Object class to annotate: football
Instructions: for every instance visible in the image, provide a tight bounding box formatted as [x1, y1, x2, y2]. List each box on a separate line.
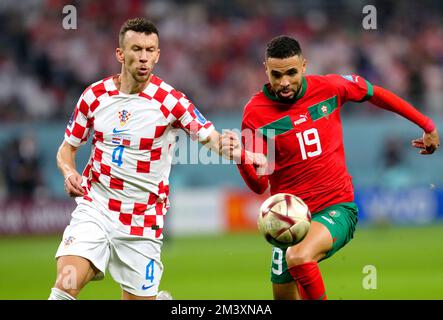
[257, 193, 311, 248]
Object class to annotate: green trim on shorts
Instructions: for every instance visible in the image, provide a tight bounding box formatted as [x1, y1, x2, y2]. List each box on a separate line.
[270, 202, 359, 284]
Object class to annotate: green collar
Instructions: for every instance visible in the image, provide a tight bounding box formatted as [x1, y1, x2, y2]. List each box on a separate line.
[263, 76, 307, 103]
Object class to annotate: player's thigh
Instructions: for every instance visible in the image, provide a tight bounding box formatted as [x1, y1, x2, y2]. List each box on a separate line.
[311, 202, 359, 260]
[285, 221, 333, 267]
[108, 236, 163, 299]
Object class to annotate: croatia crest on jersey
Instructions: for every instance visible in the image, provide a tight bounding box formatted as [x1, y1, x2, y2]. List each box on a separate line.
[118, 109, 132, 127]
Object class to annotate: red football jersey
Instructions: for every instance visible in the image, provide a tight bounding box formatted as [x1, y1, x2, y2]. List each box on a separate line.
[242, 74, 373, 213]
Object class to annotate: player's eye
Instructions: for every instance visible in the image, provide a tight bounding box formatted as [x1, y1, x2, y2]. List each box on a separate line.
[286, 69, 297, 76]
[271, 72, 282, 78]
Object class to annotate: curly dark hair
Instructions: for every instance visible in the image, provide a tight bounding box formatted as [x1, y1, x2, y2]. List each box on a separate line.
[266, 35, 302, 59]
[119, 17, 159, 47]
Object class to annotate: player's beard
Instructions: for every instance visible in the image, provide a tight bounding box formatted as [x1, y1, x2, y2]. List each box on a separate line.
[276, 87, 298, 102]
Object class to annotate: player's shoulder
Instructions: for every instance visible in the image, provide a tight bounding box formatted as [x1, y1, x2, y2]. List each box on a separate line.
[307, 73, 364, 86]
[82, 75, 119, 97]
[148, 74, 187, 100]
[243, 90, 269, 114]
[305, 74, 344, 85]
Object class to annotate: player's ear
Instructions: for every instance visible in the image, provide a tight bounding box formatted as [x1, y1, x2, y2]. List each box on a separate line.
[301, 56, 307, 74]
[263, 61, 268, 74]
[154, 49, 160, 64]
[116, 47, 124, 64]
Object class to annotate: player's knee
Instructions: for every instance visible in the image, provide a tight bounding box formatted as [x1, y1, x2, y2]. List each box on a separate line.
[285, 247, 312, 268]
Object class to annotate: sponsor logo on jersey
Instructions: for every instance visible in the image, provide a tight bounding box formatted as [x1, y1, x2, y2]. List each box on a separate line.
[293, 114, 308, 126]
[193, 107, 207, 124]
[321, 216, 335, 225]
[141, 283, 155, 290]
[341, 74, 359, 83]
[112, 128, 129, 134]
[118, 109, 132, 127]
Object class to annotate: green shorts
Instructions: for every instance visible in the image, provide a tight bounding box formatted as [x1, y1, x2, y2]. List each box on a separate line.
[270, 202, 358, 284]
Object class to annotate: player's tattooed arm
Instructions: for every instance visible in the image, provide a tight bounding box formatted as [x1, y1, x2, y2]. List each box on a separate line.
[56, 141, 85, 197]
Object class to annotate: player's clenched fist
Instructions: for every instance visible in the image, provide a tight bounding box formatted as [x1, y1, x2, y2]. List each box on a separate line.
[220, 130, 242, 162]
[64, 172, 84, 197]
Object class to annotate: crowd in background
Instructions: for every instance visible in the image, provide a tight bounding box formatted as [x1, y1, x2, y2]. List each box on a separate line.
[1, 0, 442, 123]
[0, 0, 442, 198]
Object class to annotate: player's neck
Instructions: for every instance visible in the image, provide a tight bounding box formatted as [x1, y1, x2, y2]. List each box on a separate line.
[116, 71, 151, 94]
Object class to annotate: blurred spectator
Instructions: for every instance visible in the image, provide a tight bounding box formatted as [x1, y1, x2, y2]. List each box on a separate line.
[1, 133, 45, 199]
[0, 0, 442, 120]
[377, 137, 415, 188]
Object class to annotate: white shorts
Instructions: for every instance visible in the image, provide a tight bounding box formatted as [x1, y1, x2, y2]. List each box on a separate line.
[55, 201, 164, 297]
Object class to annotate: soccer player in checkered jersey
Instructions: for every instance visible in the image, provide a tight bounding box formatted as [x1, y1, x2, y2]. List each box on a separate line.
[221, 36, 440, 300]
[48, 18, 242, 300]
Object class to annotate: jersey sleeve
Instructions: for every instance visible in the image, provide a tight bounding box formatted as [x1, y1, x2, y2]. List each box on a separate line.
[237, 103, 270, 194]
[241, 106, 268, 156]
[170, 93, 215, 142]
[64, 89, 93, 147]
[326, 74, 374, 103]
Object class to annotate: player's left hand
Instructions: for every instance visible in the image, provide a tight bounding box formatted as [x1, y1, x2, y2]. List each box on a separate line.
[411, 128, 440, 155]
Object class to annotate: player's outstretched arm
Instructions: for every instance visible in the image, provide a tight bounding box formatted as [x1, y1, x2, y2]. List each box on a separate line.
[200, 130, 231, 159]
[368, 85, 440, 155]
[56, 141, 84, 197]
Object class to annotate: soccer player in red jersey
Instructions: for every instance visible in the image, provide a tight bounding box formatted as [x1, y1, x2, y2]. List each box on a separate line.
[221, 35, 440, 300]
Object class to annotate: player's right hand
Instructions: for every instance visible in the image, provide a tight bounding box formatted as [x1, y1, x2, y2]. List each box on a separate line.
[412, 128, 440, 155]
[64, 172, 85, 197]
[220, 131, 242, 162]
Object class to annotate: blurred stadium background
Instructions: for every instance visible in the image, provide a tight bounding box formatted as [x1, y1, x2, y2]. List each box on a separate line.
[0, 0, 442, 300]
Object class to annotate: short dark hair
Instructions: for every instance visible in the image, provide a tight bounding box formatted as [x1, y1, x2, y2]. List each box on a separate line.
[266, 35, 302, 59]
[119, 17, 159, 47]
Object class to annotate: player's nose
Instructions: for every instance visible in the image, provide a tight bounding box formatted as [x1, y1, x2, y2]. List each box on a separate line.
[139, 50, 149, 62]
[280, 76, 290, 87]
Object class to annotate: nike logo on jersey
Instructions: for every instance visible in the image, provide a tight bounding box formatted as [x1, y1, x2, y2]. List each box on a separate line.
[141, 283, 155, 290]
[113, 128, 129, 134]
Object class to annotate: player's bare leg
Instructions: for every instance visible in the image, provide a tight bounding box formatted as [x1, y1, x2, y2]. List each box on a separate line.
[121, 290, 156, 300]
[284, 221, 333, 300]
[52, 255, 99, 299]
[273, 281, 302, 300]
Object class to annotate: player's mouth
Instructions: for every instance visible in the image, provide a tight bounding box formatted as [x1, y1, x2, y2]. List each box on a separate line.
[278, 89, 294, 99]
[138, 67, 149, 76]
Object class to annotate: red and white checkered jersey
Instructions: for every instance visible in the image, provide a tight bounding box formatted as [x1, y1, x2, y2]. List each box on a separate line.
[65, 74, 214, 239]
